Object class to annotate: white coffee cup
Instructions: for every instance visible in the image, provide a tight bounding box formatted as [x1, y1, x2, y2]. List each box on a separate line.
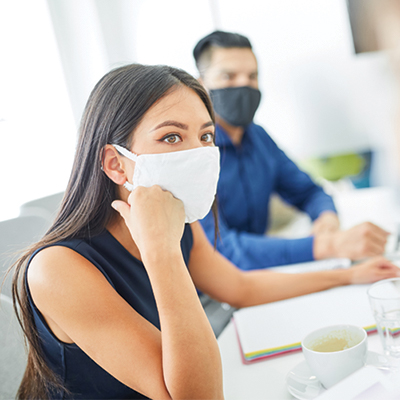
[301, 324, 367, 389]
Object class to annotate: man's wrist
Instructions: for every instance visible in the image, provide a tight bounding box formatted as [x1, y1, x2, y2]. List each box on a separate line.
[312, 212, 340, 236]
[313, 232, 337, 259]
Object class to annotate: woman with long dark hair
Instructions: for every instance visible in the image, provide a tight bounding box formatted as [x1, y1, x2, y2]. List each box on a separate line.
[10, 64, 400, 399]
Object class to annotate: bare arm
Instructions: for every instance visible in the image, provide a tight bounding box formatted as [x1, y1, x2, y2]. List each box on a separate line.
[28, 186, 223, 400]
[189, 222, 400, 308]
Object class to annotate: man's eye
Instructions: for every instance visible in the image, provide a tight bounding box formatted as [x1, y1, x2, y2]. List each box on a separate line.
[201, 133, 214, 143]
[222, 73, 234, 80]
[162, 134, 182, 144]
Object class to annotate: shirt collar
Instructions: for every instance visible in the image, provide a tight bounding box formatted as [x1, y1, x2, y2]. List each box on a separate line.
[215, 123, 253, 147]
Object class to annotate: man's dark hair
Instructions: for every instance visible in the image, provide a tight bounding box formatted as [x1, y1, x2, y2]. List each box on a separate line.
[193, 30, 252, 76]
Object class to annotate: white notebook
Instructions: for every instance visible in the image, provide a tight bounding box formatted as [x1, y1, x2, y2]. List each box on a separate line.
[233, 284, 376, 364]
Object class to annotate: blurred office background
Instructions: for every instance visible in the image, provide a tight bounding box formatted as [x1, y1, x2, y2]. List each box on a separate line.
[1, 0, 400, 222]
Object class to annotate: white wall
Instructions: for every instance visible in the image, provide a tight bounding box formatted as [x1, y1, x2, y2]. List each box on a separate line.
[133, 0, 216, 75]
[73, 0, 400, 186]
[0, 0, 76, 221]
[1, 0, 399, 222]
[46, 0, 110, 124]
[215, 0, 399, 186]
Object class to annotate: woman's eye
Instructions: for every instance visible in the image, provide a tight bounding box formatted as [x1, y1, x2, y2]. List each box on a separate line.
[163, 134, 182, 144]
[201, 133, 214, 143]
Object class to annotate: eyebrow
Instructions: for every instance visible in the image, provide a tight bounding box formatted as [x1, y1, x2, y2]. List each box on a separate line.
[219, 69, 258, 75]
[151, 120, 214, 132]
[201, 121, 214, 129]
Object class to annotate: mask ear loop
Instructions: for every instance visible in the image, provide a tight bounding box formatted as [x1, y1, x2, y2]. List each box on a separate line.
[123, 181, 134, 191]
[112, 144, 138, 191]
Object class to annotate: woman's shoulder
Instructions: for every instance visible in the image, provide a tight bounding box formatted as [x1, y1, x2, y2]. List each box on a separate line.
[27, 234, 115, 303]
[27, 231, 113, 281]
[27, 238, 118, 338]
[29, 243, 89, 269]
[28, 243, 103, 298]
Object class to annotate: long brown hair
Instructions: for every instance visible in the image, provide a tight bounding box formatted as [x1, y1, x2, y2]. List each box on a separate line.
[10, 64, 217, 399]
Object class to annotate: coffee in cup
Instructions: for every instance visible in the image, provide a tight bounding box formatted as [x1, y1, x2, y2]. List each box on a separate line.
[301, 324, 367, 388]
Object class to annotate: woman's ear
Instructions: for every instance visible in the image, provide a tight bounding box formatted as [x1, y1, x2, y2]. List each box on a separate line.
[102, 145, 132, 185]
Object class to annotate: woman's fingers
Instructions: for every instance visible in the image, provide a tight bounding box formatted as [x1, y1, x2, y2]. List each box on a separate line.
[111, 200, 131, 220]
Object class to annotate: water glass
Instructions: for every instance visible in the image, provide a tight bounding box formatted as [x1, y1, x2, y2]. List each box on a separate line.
[368, 278, 400, 358]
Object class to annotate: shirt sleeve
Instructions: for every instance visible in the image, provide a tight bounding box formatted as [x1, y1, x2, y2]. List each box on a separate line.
[271, 140, 337, 220]
[200, 210, 315, 271]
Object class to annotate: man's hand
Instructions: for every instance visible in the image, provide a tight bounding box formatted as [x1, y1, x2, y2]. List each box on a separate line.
[314, 222, 390, 260]
[312, 211, 340, 235]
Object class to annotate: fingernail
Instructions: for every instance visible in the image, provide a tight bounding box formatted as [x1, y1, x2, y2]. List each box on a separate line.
[111, 201, 118, 211]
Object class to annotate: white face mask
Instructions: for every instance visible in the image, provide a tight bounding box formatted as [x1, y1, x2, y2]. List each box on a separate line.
[113, 144, 220, 223]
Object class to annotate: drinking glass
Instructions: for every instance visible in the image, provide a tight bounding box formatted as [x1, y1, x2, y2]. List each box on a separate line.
[368, 278, 400, 358]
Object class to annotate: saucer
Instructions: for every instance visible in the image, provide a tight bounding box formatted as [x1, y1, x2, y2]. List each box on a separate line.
[286, 351, 388, 400]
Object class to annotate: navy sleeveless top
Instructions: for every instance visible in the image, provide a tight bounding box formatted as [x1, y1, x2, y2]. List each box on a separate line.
[25, 225, 193, 399]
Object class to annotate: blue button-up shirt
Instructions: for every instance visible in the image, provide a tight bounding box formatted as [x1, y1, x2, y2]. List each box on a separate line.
[200, 122, 337, 270]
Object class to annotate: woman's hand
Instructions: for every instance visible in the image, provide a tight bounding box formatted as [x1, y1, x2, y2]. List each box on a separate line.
[112, 185, 185, 258]
[346, 256, 400, 285]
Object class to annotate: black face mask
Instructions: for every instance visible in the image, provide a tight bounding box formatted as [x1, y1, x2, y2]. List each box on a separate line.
[209, 86, 261, 127]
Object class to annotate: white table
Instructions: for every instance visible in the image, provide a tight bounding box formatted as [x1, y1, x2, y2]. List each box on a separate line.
[218, 315, 384, 399]
[217, 187, 400, 400]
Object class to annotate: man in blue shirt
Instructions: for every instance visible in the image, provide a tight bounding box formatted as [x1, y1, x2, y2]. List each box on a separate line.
[193, 30, 389, 270]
